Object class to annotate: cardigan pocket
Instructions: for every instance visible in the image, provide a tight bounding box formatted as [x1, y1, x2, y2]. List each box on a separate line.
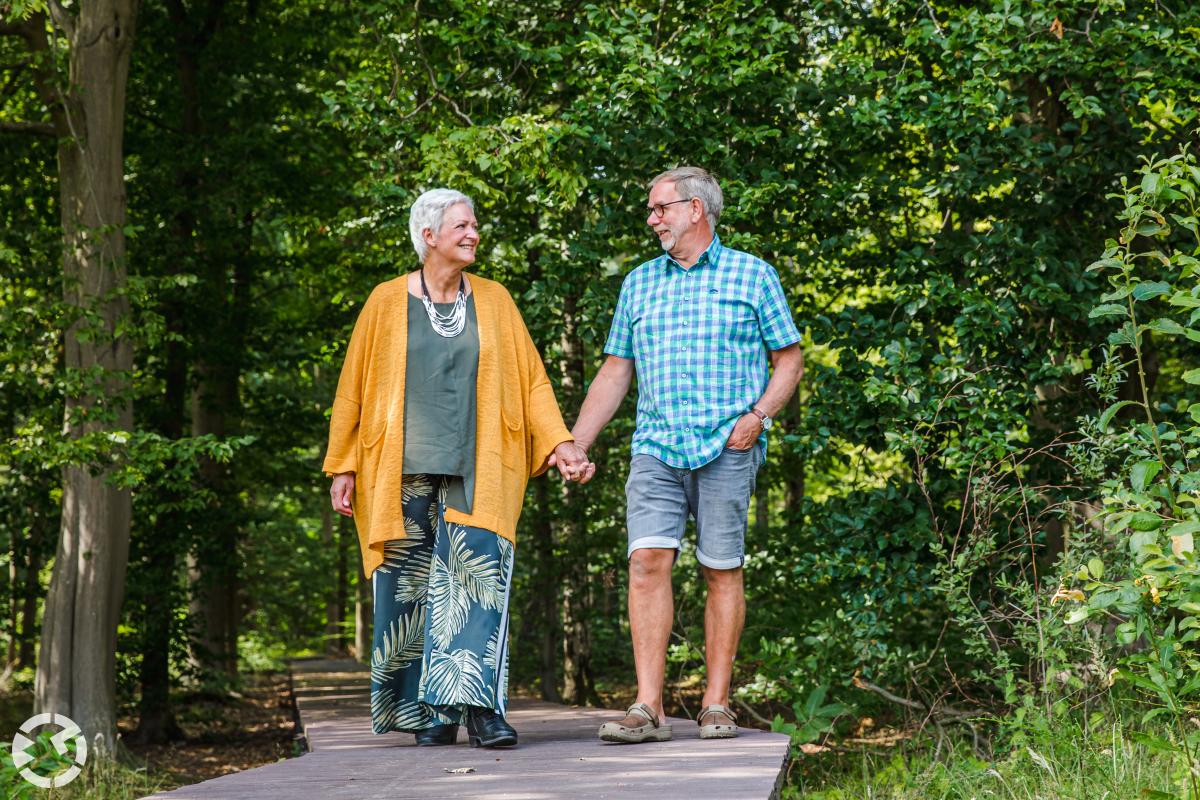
[360, 408, 387, 449]
[361, 438, 386, 487]
[359, 416, 386, 487]
[499, 405, 525, 470]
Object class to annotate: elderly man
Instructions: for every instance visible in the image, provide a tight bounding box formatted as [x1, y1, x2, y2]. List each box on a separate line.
[569, 166, 803, 742]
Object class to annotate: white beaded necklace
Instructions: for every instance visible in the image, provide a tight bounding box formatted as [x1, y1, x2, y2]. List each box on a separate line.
[419, 269, 467, 338]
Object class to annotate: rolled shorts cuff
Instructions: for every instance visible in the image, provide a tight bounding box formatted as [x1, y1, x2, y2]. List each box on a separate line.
[627, 535, 681, 559]
[695, 548, 744, 570]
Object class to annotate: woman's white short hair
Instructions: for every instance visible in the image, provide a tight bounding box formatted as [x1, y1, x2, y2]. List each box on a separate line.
[649, 166, 723, 230]
[409, 188, 475, 263]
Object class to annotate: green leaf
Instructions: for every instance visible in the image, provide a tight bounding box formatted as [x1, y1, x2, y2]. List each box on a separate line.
[1130, 731, 1180, 753]
[1146, 318, 1185, 336]
[1132, 281, 1171, 300]
[1129, 529, 1159, 557]
[1167, 521, 1200, 537]
[1087, 557, 1104, 580]
[802, 685, 827, 718]
[1129, 512, 1163, 531]
[1088, 303, 1127, 318]
[1086, 257, 1124, 272]
[1183, 369, 1200, 385]
[1098, 400, 1137, 431]
[1064, 608, 1090, 624]
[1130, 460, 1162, 492]
[1169, 291, 1200, 308]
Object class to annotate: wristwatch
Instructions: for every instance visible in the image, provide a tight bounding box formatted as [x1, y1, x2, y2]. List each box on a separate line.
[750, 407, 772, 431]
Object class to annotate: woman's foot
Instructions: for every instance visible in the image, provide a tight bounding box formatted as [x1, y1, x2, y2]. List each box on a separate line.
[465, 706, 517, 748]
[415, 723, 459, 746]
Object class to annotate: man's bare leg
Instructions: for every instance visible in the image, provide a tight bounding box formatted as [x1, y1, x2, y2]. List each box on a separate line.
[623, 547, 675, 723]
[700, 565, 745, 710]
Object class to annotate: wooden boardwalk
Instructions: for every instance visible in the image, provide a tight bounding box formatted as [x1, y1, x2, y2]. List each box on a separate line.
[142, 657, 791, 799]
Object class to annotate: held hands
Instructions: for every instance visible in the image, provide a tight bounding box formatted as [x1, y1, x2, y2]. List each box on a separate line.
[725, 413, 761, 451]
[330, 472, 355, 517]
[549, 441, 596, 484]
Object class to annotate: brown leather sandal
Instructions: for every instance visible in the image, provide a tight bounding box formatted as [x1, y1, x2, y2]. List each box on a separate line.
[598, 702, 674, 743]
[698, 704, 739, 739]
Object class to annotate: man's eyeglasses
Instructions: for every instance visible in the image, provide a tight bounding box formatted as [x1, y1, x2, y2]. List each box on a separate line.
[647, 198, 691, 219]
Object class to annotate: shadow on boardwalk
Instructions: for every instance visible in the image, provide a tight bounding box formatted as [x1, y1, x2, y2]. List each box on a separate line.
[142, 657, 790, 799]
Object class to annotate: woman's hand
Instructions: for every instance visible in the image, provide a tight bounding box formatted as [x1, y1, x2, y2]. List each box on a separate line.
[330, 472, 356, 516]
[550, 441, 596, 484]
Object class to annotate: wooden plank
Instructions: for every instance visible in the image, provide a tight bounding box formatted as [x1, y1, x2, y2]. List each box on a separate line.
[141, 657, 790, 799]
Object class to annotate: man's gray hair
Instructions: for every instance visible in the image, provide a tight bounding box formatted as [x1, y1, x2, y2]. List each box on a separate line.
[409, 188, 475, 263]
[649, 166, 723, 230]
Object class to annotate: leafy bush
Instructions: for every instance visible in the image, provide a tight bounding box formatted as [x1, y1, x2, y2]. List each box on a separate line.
[1063, 143, 1200, 800]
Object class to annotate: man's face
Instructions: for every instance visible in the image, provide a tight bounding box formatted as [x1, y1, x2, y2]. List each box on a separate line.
[646, 181, 693, 254]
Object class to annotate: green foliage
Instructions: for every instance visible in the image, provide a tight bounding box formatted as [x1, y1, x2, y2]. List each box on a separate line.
[3, 1, 1200, 786]
[771, 685, 849, 746]
[791, 712, 1178, 799]
[1065, 143, 1200, 799]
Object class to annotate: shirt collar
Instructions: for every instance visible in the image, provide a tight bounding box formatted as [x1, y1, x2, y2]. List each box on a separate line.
[663, 234, 722, 271]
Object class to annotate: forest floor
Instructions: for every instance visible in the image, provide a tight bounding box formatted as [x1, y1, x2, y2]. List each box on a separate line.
[0, 670, 298, 793]
[115, 671, 299, 789]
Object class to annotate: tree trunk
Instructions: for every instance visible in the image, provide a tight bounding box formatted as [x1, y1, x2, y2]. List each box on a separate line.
[6, 534, 18, 673]
[349, 517, 371, 662]
[527, 480, 561, 701]
[321, 502, 342, 655]
[336, 510, 349, 653]
[556, 292, 595, 705]
[188, 365, 240, 682]
[131, 286, 188, 744]
[34, 2, 140, 756]
[16, 501, 47, 670]
[130, 510, 185, 744]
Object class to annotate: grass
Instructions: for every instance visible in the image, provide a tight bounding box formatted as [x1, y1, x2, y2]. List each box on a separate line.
[787, 717, 1186, 799]
[1, 747, 168, 800]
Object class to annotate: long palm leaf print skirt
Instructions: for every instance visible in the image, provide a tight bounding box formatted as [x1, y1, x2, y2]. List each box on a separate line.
[370, 474, 514, 734]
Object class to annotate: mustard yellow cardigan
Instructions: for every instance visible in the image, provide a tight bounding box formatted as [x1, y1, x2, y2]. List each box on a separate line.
[323, 273, 573, 578]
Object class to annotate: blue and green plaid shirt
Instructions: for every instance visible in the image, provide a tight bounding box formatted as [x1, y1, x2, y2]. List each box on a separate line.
[603, 235, 801, 469]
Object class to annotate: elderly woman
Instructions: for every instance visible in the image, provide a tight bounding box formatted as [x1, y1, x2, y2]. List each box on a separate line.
[324, 188, 590, 748]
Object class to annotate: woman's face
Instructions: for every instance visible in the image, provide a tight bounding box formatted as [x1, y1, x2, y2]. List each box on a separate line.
[425, 202, 479, 267]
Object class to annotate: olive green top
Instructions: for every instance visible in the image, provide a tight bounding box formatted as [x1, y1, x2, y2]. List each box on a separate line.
[403, 292, 478, 513]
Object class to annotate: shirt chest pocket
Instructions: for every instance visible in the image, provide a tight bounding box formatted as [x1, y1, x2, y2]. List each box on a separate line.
[703, 291, 755, 328]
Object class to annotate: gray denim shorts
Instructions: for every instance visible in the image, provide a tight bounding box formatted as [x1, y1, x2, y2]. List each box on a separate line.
[625, 446, 764, 570]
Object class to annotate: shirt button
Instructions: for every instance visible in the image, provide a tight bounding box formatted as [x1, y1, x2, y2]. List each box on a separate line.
[685, 427, 691, 432]
[682, 400, 689, 405]
[680, 345, 686, 351]
[681, 372, 687, 378]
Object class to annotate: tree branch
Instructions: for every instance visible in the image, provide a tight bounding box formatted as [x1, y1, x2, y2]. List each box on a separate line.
[199, 0, 228, 48]
[0, 120, 57, 136]
[852, 675, 976, 720]
[732, 696, 775, 728]
[46, 0, 77, 39]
